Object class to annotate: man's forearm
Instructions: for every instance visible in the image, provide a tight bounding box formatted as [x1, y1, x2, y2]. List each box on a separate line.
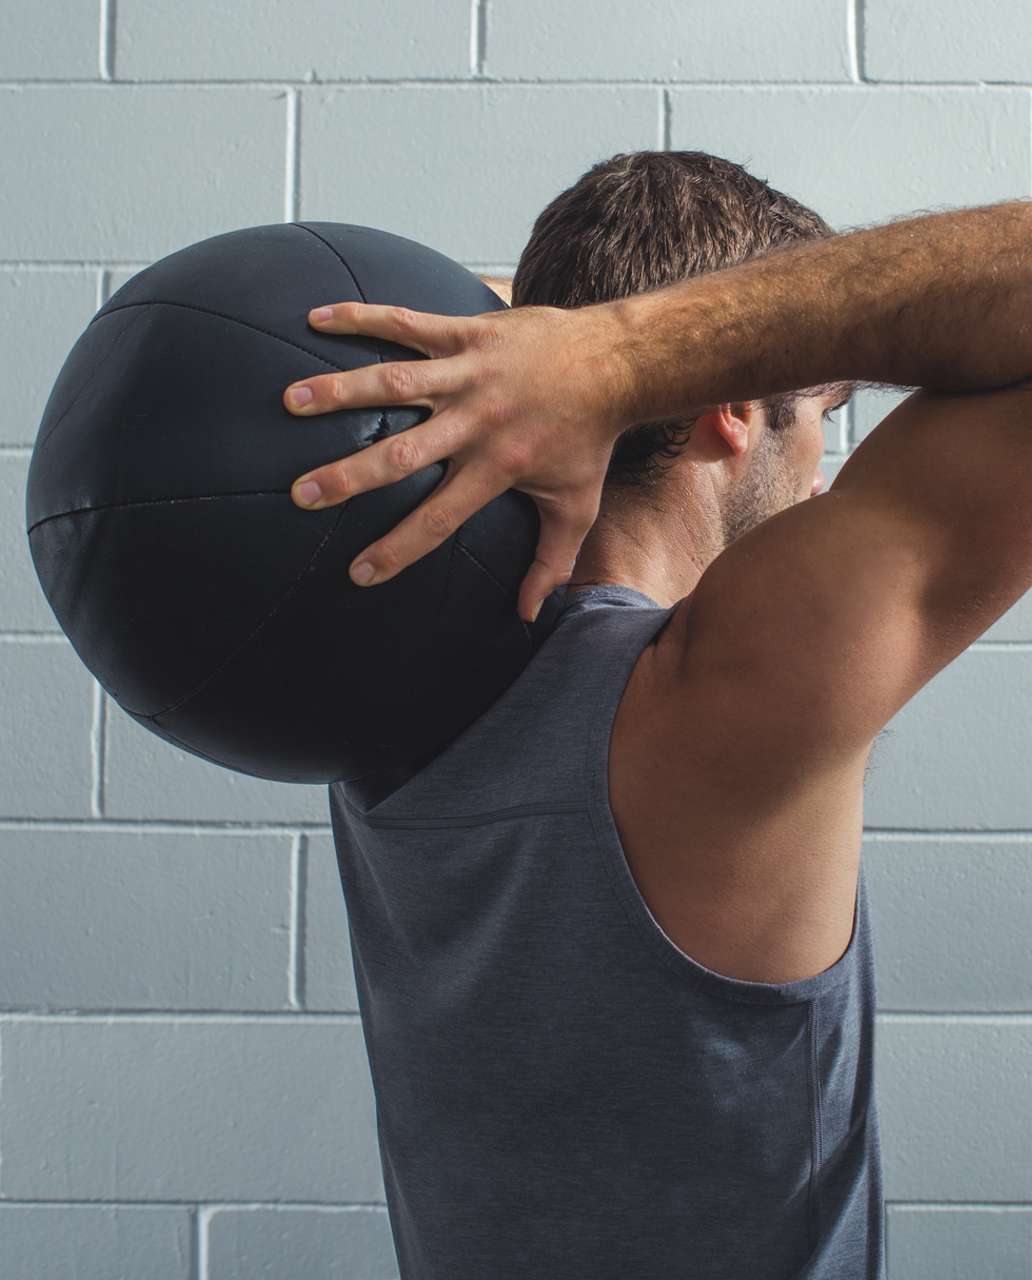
[611, 198, 1032, 425]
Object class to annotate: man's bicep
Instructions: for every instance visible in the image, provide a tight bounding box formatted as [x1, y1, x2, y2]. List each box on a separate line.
[669, 490, 948, 778]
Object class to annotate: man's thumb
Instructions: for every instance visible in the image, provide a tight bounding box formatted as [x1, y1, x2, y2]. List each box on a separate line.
[519, 504, 596, 624]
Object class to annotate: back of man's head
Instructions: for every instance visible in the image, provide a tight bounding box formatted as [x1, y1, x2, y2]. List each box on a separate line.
[511, 151, 838, 490]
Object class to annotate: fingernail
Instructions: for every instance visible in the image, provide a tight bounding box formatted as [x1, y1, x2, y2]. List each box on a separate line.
[351, 561, 375, 585]
[529, 601, 542, 624]
[289, 386, 313, 407]
[294, 480, 322, 507]
[310, 307, 333, 323]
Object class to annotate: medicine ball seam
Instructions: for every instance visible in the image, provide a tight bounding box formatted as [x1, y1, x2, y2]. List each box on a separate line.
[455, 535, 534, 647]
[130, 500, 350, 721]
[26, 489, 308, 537]
[294, 221, 372, 308]
[89, 298, 384, 376]
[453, 536, 508, 594]
[34, 308, 140, 457]
[134, 708, 239, 773]
[30, 275, 405, 529]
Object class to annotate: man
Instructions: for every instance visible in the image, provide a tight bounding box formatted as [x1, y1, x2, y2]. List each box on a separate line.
[284, 152, 1032, 1278]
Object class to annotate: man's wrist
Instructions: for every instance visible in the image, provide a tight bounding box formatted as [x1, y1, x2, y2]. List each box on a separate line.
[576, 295, 648, 440]
[601, 284, 712, 431]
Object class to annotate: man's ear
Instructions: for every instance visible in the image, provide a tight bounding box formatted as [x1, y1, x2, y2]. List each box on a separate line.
[478, 276, 513, 306]
[712, 402, 758, 456]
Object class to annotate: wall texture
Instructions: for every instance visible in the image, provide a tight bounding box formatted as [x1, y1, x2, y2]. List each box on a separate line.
[2, 2, 1032, 1277]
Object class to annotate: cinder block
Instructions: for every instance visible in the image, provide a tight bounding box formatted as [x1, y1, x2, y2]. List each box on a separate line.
[864, 837, 1032, 1012]
[300, 85, 660, 264]
[0, 1019, 385, 1201]
[877, 1018, 1032, 1200]
[303, 831, 359, 1012]
[0, 828, 294, 1011]
[206, 1206, 397, 1280]
[0, 270, 101, 448]
[863, 651, 1032, 828]
[0, 641, 94, 817]
[866, 0, 1032, 83]
[0, 4, 100, 80]
[103, 701, 332, 823]
[668, 87, 1029, 235]
[0, 87, 286, 262]
[488, 0, 851, 83]
[886, 1205, 1032, 1280]
[0, 1204, 192, 1280]
[2, 454, 61, 631]
[116, 0, 471, 81]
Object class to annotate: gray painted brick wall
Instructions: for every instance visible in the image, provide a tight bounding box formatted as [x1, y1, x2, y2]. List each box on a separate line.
[2, 2, 1030, 1276]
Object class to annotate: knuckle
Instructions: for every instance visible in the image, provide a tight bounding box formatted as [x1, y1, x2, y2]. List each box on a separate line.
[391, 305, 418, 330]
[478, 396, 508, 427]
[423, 504, 454, 538]
[387, 435, 419, 474]
[494, 438, 531, 474]
[327, 376, 347, 405]
[376, 541, 401, 575]
[468, 319, 502, 352]
[384, 362, 416, 399]
[320, 462, 350, 499]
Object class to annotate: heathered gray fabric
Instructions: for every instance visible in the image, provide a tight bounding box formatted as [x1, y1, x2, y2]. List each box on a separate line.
[327, 583, 885, 1279]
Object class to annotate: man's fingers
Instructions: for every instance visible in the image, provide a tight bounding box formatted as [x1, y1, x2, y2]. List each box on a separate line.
[308, 301, 472, 357]
[286, 302, 482, 415]
[285, 351, 469, 418]
[291, 412, 471, 509]
[342, 460, 509, 588]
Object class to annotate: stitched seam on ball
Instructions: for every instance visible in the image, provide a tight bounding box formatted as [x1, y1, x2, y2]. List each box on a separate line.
[453, 537, 505, 591]
[26, 489, 298, 536]
[294, 223, 372, 309]
[88, 222, 393, 364]
[455, 536, 532, 646]
[86, 298, 380, 372]
[129, 501, 350, 720]
[34, 308, 141, 456]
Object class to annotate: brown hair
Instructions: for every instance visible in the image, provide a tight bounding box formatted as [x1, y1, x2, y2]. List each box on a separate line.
[511, 150, 853, 489]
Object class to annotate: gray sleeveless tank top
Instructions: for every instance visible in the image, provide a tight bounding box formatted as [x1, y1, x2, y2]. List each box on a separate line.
[327, 583, 885, 1279]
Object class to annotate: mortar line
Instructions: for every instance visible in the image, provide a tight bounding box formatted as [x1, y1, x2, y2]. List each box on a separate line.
[289, 833, 307, 1009]
[99, 0, 116, 81]
[285, 86, 300, 222]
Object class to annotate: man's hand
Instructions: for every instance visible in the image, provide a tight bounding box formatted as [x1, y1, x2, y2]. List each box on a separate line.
[283, 300, 636, 624]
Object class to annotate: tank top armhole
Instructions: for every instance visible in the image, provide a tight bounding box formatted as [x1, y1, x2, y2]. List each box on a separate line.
[580, 605, 863, 1008]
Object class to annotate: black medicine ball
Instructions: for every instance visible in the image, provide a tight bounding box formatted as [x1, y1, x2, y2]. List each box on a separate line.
[25, 223, 564, 796]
